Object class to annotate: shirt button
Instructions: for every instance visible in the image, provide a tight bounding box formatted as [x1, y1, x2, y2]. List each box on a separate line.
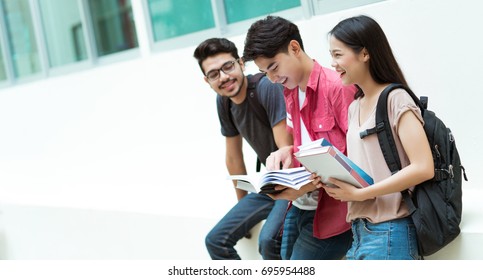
[319, 124, 322, 128]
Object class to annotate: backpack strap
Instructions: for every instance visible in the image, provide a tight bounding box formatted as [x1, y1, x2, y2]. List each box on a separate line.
[246, 73, 270, 172]
[222, 73, 269, 172]
[246, 73, 271, 128]
[222, 73, 270, 127]
[359, 83, 425, 213]
[246, 73, 272, 172]
[360, 84, 403, 173]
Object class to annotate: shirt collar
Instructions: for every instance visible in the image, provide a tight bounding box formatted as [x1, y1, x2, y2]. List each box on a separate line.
[306, 60, 322, 94]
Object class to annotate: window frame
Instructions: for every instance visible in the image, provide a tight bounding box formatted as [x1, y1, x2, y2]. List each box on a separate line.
[0, 0, 386, 87]
[0, 0, 45, 83]
[312, 0, 386, 15]
[144, 0, 308, 53]
[0, 0, 14, 86]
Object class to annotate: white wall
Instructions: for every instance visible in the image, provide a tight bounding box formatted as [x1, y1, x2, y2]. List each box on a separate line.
[0, 0, 482, 259]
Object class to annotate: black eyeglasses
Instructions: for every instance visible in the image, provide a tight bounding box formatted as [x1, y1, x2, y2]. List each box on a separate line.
[205, 60, 239, 82]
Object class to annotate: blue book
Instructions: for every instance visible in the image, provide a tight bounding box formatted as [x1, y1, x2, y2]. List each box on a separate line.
[295, 138, 373, 188]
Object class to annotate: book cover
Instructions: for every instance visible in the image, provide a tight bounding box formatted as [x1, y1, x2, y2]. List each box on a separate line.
[228, 167, 312, 194]
[294, 139, 373, 188]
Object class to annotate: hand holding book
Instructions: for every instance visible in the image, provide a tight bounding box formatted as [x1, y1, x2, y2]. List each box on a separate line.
[267, 174, 323, 200]
[228, 167, 313, 194]
[228, 138, 373, 195]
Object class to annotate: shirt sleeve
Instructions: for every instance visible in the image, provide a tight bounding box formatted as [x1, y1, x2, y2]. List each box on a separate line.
[256, 76, 287, 127]
[216, 95, 239, 137]
[388, 89, 424, 135]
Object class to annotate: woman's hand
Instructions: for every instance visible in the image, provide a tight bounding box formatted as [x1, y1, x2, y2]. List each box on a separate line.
[322, 178, 366, 202]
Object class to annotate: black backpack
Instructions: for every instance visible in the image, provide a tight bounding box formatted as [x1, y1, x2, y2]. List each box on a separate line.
[223, 73, 269, 172]
[360, 83, 468, 257]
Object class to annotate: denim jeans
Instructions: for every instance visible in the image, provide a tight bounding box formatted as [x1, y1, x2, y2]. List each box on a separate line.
[346, 217, 420, 260]
[281, 205, 352, 260]
[205, 193, 289, 260]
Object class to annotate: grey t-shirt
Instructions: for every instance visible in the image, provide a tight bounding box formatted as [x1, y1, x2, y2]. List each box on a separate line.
[216, 75, 286, 165]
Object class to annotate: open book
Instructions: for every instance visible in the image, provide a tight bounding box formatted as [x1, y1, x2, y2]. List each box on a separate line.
[294, 138, 373, 188]
[228, 167, 312, 194]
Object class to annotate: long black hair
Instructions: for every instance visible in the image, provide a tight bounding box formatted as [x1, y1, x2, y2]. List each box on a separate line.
[329, 15, 408, 98]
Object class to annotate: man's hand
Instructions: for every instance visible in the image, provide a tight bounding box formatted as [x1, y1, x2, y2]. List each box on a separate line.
[267, 186, 306, 201]
[268, 174, 322, 201]
[266, 145, 293, 171]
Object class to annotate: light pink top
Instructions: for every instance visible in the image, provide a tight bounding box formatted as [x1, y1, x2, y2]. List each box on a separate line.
[346, 88, 423, 223]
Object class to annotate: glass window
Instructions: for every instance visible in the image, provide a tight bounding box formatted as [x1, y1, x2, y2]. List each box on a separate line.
[0, 45, 6, 81]
[38, 0, 87, 67]
[1, 0, 41, 78]
[88, 0, 138, 56]
[313, 0, 386, 15]
[224, 0, 301, 24]
[147, 0, 214, 42]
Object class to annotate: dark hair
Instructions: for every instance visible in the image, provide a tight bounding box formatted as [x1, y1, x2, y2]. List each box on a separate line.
[329, 15, 408, 98]
[243, 15, 304, 62]
[193, 38, 239, 74]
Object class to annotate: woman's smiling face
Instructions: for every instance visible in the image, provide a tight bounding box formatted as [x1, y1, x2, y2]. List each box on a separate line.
[329, 35, 368, 86]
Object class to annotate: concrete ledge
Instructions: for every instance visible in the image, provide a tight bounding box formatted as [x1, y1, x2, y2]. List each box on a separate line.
[0, 187, 481, 260]
[0, 204, 215, 259]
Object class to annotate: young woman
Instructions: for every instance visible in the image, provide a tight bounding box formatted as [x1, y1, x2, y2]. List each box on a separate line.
[324, 15, 434, 259]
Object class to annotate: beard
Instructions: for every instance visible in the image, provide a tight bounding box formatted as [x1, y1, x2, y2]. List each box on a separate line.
[219, 76, 245, 98]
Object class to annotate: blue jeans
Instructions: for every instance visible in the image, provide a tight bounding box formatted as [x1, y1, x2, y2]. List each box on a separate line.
[281, 205, 352, 260]
[205, 193, 289, 260]
[346, 217, 420, 260]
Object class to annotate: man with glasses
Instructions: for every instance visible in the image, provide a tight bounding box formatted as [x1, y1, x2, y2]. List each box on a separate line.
[193, 38, 292, 260]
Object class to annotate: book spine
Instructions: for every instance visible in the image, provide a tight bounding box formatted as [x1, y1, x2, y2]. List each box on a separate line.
[330, 147, 351, 172]
[346, 160, 373, 185]
[349, 169, 370, 188]
[330, 146, 373, 187]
